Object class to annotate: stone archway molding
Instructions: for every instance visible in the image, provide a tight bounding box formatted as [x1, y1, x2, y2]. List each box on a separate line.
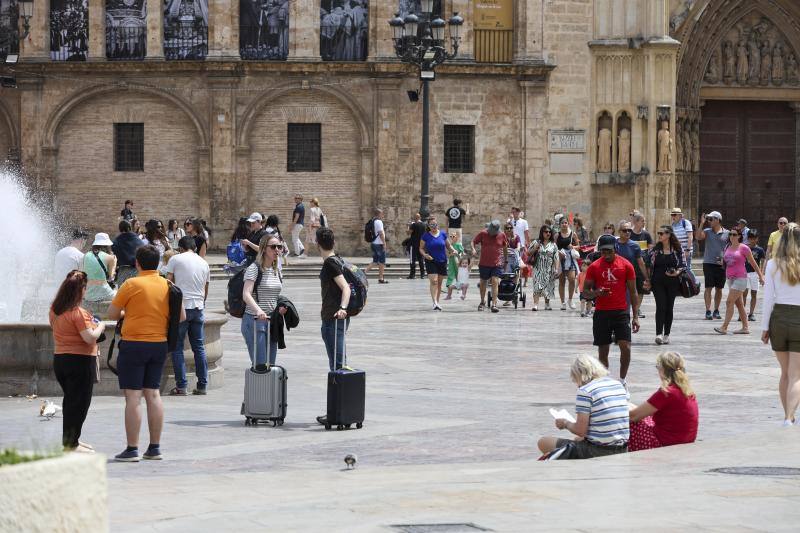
[42, 84, 210, 149]
[676, 0, 800, 108]
[0, 98, 19, 152]
[236, 82, 374, 150]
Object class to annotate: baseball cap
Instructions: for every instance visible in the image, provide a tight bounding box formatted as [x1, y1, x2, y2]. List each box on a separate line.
[708, 211, 722, 220]
[246, 212, 263, 223]
[670, 208, 682, 215]
[597, 234, 617, 251]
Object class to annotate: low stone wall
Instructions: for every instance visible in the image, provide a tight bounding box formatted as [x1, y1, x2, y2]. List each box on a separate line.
[0, 453, 108, 533]
[0, 312, 229, 396]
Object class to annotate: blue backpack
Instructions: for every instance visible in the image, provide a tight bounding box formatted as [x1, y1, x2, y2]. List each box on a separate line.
[227, 240, 247, 264]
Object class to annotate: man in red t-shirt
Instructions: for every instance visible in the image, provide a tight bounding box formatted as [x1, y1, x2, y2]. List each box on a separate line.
[582, 235, 639, 380]
[470, 220, 508, 313]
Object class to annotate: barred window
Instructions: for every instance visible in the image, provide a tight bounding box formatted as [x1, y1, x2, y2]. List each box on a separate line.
[443, 125, 475, 173]
[114, 123, 144, 172]
[287, 123, 321, 172]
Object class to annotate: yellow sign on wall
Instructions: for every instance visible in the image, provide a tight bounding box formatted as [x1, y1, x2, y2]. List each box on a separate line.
[474, 0, 514, 31]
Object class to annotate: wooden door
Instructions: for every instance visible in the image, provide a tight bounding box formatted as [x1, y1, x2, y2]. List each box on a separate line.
[699, 100, 796, 243]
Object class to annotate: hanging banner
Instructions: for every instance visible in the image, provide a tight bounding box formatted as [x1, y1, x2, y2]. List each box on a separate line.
[474, 0, 513, 31]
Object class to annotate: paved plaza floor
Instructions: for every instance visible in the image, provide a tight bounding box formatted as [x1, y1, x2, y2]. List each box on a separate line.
[2, 274, 799, 531]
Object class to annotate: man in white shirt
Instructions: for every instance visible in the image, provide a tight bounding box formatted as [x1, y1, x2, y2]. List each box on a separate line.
[670, 208, 694, 268]
[508, 207, 530, 249]
[166, 236, 211, 395]
[54, 229, 88, 282]
[365, 208, 388, 284]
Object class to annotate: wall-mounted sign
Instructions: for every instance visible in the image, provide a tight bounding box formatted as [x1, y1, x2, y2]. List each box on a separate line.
[549, 130, 586, 153]
[474, 0, 513, 31]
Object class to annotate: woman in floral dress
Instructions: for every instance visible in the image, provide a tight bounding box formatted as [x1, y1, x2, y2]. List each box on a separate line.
[529, 225, 559, 311]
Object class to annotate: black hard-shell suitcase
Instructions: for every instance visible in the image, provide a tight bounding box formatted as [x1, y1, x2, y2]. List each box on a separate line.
[242, 317, 287, 427]
[325, 320, 365, 431]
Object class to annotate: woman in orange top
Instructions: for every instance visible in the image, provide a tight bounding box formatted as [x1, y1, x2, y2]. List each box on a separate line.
[49, 270, 106, 452]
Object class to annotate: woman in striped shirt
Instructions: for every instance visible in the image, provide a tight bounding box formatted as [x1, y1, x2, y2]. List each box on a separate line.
[241, 235, 286, 368]
[538, 355, 629, 459]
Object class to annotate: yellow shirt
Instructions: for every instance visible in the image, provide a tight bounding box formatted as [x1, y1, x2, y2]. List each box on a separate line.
[111, 270, 169, 342]
[768, 230, 783, 257]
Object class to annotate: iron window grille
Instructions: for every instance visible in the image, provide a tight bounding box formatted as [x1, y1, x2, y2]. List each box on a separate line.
[443, 125, 474, 173]
[287, 123, 321, 172]
[106, 25, 146, 60]
[114, 123, 144, 172]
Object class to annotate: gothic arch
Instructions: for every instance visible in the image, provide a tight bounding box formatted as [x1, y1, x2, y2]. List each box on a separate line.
[237, 83, 373, 149]
[676, 0, 800, 108]
[0, 98, 19, 151]
[43, 85, 209, 149]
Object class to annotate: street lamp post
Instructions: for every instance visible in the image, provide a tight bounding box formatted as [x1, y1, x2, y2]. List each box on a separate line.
[389, 3, 463, 219]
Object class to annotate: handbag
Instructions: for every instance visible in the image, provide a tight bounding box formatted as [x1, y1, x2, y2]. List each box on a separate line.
[93, 251, 117, 290]
[678, 269, 701, 298]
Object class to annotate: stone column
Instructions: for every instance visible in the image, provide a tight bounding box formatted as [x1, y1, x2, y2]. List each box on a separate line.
[87, 0, 105, 60]
[146, 0, 164, 60]
[20, 0, 50, 61]
[452, 0, 473, 61]
[514, 0, 542, 62]
[792, 103, 800, 222]
[207, 0, 240, 59]
[370, 0, 396, 61]
[288, 0, 320, 61]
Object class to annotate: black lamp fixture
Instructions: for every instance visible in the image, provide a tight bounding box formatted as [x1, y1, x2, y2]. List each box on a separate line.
[389, 3, 464, 218]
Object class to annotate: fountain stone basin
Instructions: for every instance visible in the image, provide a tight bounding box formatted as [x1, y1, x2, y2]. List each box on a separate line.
[0, 311, 229, 396]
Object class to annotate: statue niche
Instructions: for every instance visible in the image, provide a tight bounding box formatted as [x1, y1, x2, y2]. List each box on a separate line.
[596, 112, 613, 173]
[657, 121, 672, 173]
[617, 112, 632, 174]
[723, 41, 735, 84]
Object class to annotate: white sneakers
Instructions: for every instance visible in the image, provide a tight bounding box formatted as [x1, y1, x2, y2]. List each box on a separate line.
[568, 300, 576, 310]
[432, 303, 442, 311]
[560, 302, 567, 311]
[655, 335, 671, 345]
[663, 335, 670, 344]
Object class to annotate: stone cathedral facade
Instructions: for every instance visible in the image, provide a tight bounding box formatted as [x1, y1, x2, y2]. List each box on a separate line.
[0, 0, 798, 253]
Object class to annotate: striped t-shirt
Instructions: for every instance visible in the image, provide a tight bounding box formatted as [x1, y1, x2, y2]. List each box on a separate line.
[575, 376, 630, 446]
[672, 218, 693, 252]
[244, 263, 282, 315]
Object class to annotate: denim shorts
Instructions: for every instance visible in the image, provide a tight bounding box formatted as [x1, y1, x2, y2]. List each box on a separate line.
[478, 265, 503, 280]
[117, 340, 168, 390]
[727, 277, 748, 292]
[370, 243, 386, 264]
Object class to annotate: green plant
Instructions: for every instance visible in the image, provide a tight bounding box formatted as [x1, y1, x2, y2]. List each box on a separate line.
[0, 448, 60, 467]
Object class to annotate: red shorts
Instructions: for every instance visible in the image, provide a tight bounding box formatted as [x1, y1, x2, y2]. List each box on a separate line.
[629, 416, 663, 452]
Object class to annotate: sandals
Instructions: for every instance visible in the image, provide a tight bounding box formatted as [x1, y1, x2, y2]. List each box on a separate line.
[477, 303, 485, 311]
[491, 305, 499, 313]
[733, 329, 750, 335]
[713, 327, 728, 335]
[168, 387, 188, 396]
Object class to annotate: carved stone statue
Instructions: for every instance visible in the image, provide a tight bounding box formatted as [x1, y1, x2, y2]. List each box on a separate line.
[657, 121, 672, 173]
[597, 127, 612, 173]
[723, 41, 735, 83]
[618, 128, 631, 173]
[772, 42, 785, 86]
[760, 41, 772, 85]
[705, 50, 721, 84]
[787, 53, 799, 85]
[691, 123, 700, 173]
[736, 40, 749, 85]
[748, 37, 761, 85]
[682, 124, 692, 172]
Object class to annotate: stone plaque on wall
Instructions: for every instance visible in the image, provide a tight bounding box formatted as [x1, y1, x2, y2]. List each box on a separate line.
[548, 129, 586, 153]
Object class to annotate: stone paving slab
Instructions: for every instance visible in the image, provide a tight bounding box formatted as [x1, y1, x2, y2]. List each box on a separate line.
[1, 277, 797, 531]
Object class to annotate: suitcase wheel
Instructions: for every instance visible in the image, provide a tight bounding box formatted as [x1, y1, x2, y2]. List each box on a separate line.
[272, 420, 278, 427]
[277, 419, 284, 427]
[325, 424, 332, 430]
[345, 424, 352, 429]
[356, 422, 363, 429]
[244, 417, 251, 426]
[337, 425, 344, 431]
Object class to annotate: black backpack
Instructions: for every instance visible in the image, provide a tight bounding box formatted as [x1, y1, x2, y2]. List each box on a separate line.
[335, 256, 369, 317]
[227, 261, 261, 318]
[364, 219, 376, 243]
[166, 280, 183, 352]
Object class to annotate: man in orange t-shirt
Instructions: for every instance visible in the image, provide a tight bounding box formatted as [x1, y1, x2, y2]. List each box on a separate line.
[108, 245, 183, 462]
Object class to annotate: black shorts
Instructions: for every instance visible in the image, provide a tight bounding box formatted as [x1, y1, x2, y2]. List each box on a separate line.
[703, 263, 726, 289]
[117, 340, 168, 390]
[593, 310, 632, 346]
[424, 260, 448, 277]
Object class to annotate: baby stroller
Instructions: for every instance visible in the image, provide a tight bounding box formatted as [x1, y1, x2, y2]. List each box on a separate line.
[489, 266, 527, 309]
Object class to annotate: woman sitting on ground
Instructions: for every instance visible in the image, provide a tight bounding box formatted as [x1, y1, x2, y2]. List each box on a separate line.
[538, 354, 629, 459]
[628, 351, 698, 451]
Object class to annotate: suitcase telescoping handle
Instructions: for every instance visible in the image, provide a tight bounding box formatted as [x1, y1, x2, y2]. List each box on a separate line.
[252, 310, 271, 371]
[333, 318, 347, 369]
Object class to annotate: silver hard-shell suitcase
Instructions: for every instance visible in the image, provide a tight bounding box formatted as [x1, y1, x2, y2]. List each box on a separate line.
[242, 316, 287, 427]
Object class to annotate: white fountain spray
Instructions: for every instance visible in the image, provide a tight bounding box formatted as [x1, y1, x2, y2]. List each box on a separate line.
[0, 169, 58, 322]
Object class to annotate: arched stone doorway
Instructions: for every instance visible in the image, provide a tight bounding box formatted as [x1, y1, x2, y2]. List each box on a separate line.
[675, 0, 800, 234]
[246, 89, 364, 252]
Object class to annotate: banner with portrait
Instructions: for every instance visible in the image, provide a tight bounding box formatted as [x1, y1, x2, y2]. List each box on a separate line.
[320, 0, 368, 61]
[164, 0, 208, 60]
[106, 0, 146, 59]
[240, 0, 289, 60]
[50, 0, 88, 61]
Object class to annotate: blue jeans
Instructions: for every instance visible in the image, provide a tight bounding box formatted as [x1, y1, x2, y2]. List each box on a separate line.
[321, 318, 350, 371]
[171, 308, 208, 390]
[241, 312, 278, 367]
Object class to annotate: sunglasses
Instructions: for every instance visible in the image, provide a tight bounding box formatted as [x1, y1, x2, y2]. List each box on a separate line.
[620, 229, 632, 233]
[730, 232, 740, 237]
[505, 227, 513, 231]
[543, 230, 551, 234]
[779, 221, 787, 225]
[266, 244, 282, 250]
[670, 214, 679, 217]
[657, 231, 671, 236]
[604, 226, 614, 230]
